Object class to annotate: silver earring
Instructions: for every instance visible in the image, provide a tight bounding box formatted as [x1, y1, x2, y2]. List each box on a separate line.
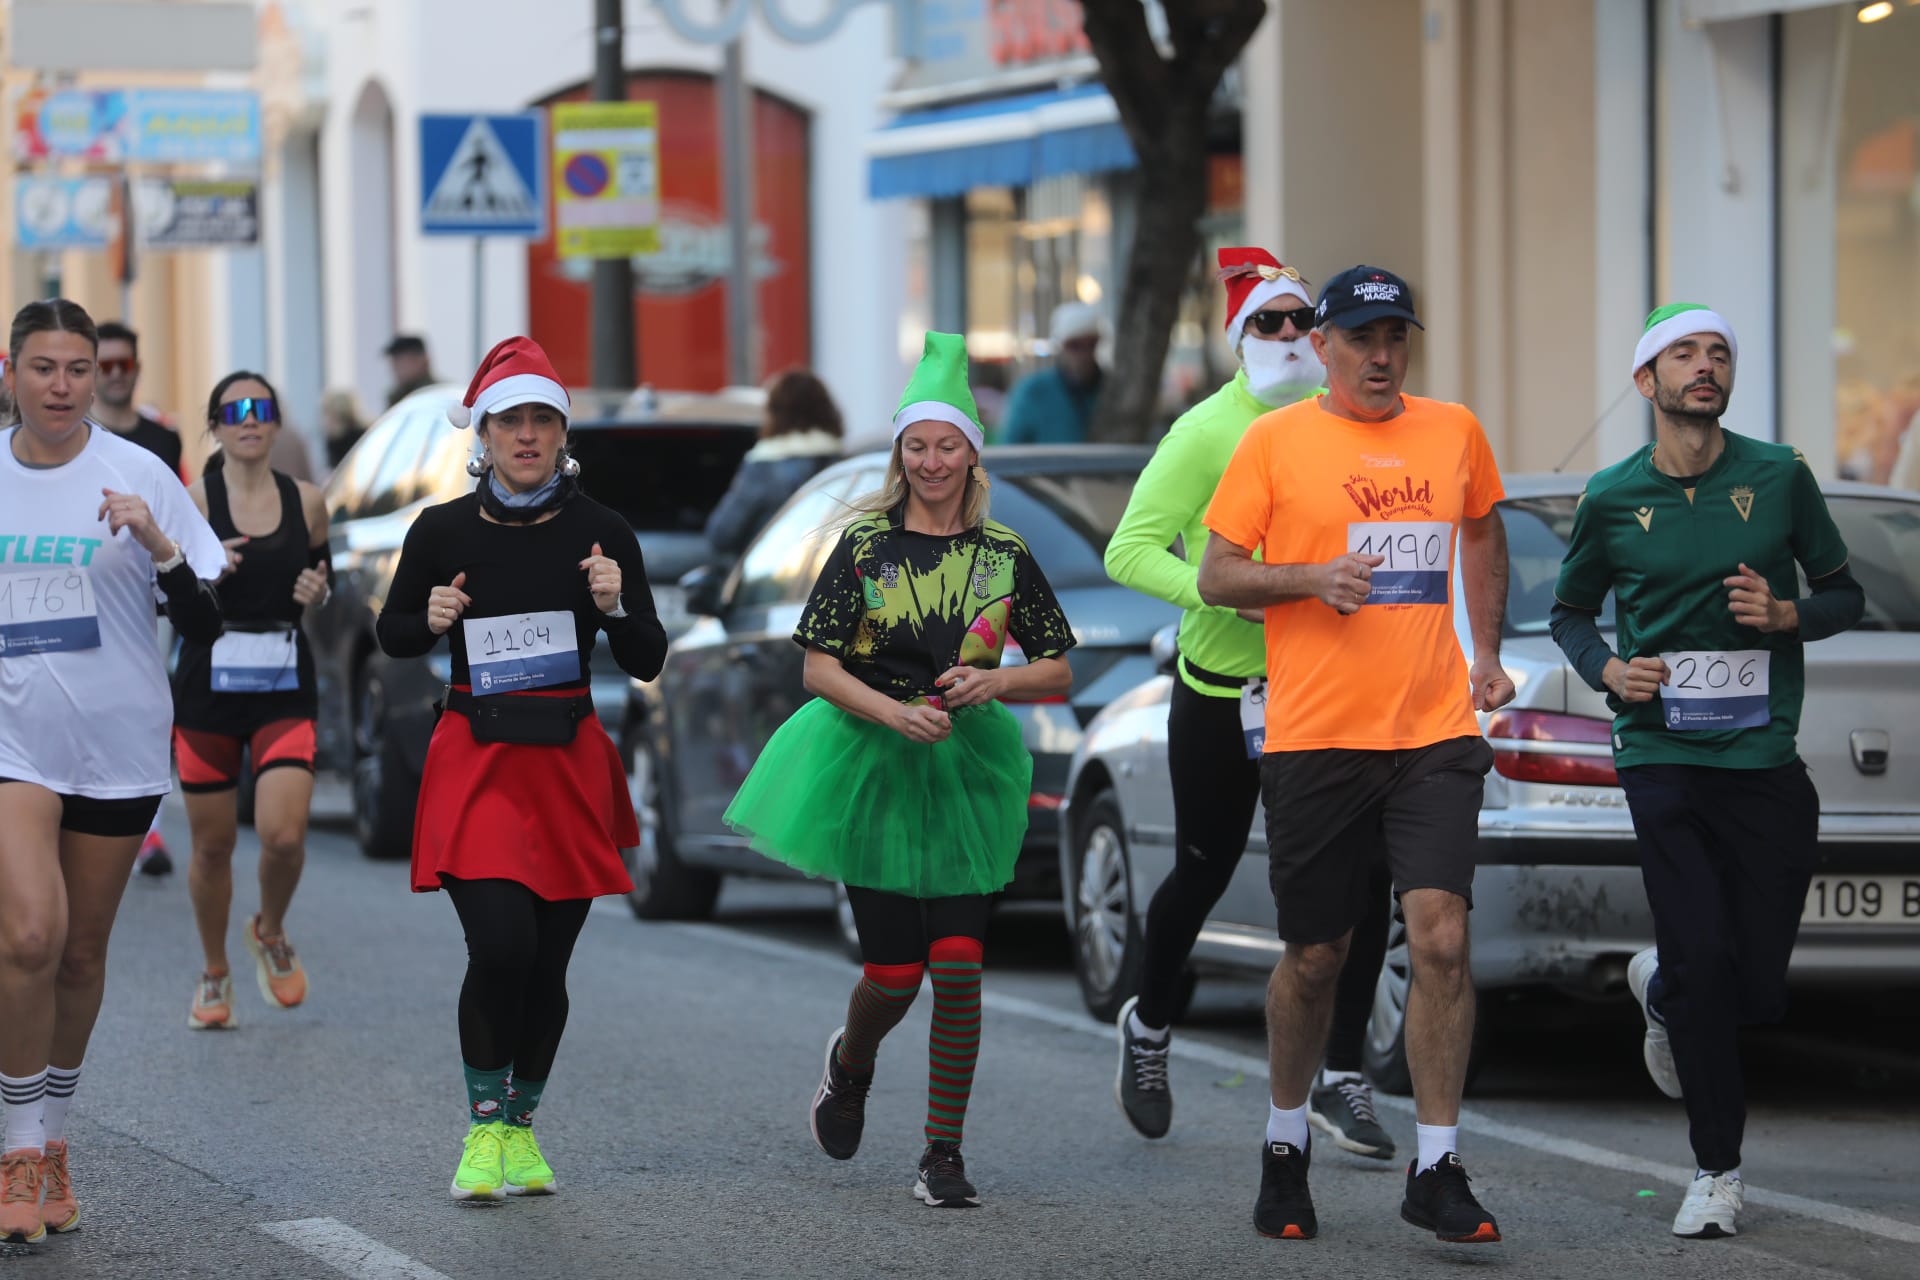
[466, 449, 490, 477]
[559, 449, 580, 477]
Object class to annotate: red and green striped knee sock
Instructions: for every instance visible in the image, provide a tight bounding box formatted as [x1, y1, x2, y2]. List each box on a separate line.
[837, 961, 923, 1073]
[926, 936, 984, 1146]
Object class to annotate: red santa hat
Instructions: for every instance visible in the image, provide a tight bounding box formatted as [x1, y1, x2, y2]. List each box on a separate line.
[447, 336, 570, 428]
[1217, 248, 1313, 348]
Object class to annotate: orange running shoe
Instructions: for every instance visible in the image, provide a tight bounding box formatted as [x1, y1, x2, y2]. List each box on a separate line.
[39, 1141, 78, 1234]
[0, 1148, 45, 1243]
[188, 971, 237, 1030]
[245, 915, 307, 1009]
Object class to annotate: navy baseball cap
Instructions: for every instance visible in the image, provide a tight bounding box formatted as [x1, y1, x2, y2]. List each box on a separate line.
[1314, 266, 1423, 330]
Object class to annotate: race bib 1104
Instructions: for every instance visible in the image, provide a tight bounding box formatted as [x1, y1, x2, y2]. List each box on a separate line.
[463, 611, 581, 696]
[1657, 649, 1771, 731]
[0, 569, 100, 655]
[1347, 521, 1450, 606]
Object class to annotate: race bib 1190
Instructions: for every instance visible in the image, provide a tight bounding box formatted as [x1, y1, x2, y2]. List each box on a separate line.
[1658, 649, 1771, 731]
[1347, 521, 1450, 606]
[0, 569, 100, 655]
[463, 611, 581, 696]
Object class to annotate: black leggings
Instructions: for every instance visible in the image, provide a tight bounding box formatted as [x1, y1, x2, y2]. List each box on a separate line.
[443, 877, 591, 1080]
[845, 886, 992, 964]
[1137, 679, 1391, 1071]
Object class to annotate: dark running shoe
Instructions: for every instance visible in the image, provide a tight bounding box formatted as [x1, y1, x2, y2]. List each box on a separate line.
[1401, 1152, 1502, 1243]
[1113, 996, 1172, 1139]
[913, 1141, 980, 1208]
[135, 832, 173, 876]
[1308, 1076, 1396, 1160]
[808, 1027, 871, 1161]
[1253, 1141, 1317, 1240]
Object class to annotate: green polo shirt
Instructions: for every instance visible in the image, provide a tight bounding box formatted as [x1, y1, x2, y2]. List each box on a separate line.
[1554, 430, 1850, 770]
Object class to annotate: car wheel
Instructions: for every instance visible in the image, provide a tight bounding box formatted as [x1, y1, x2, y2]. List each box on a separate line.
[1069, 790, 1144, 1023]
[831, 883, 863, 964]
[1362, 917, 1488, 1095]
[621, 735, 721, 921]
[351, 667, 416, 861]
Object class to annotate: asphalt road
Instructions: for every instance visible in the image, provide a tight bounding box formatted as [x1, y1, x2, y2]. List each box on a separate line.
[4, 790, 1916, 1280]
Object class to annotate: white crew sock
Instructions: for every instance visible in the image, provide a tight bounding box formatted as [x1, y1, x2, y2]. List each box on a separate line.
[1415, 1123, 1458, 1172]
[42, 1064, 81, 1145]
[1, 1069, 48, 1154]
[1266, 1101, 1310, 1149]
[1320, 1068, 1362, 1087]
[1126, 1008, 1169, 1043]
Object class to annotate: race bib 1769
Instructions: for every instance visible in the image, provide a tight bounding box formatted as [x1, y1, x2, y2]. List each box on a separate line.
[0, 568, 101, 655]
[1657, 649, 1771, 731]
[1347, 521, 1450, 606]
[463, 611, 581, 696]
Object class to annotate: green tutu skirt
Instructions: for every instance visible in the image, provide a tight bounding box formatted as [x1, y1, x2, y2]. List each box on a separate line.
[723, 698, 1031, 898]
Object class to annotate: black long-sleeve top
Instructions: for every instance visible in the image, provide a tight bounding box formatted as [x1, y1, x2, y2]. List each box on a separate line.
[376, 492, 667, 686]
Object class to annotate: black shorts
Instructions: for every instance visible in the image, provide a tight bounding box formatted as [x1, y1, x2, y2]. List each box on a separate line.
[1259, 735, 1493, 945]
[0, 777, 164, 838]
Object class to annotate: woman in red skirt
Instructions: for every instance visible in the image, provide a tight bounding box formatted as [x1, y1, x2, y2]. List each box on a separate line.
[376, 338, 666, 1202]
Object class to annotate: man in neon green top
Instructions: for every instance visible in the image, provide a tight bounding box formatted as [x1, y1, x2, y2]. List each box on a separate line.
[1102, 248, 1396, 1161]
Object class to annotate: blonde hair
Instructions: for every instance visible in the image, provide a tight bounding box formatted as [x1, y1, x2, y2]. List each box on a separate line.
[843, 437, 991, 531]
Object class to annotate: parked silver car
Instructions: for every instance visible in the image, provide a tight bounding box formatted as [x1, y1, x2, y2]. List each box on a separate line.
[1058, 475, 1920, 1090]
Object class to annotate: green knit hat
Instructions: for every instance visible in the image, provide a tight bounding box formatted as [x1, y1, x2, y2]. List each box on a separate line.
[893, 331, 984, 450]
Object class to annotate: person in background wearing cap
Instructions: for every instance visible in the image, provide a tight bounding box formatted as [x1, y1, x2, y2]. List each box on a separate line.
[723, 333, 1075, 1209]
[1550, 305, 1864, 1240]
[1103, 249, 1398, 1165]
[375, 337, 667, 1203]
[383, 334, 436, 409]
[999, 302, 1104, 445]
[1198, 266, 1512, 1244]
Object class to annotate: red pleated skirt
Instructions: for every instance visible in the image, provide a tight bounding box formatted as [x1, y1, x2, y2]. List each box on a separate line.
[410, 686, 637, 901]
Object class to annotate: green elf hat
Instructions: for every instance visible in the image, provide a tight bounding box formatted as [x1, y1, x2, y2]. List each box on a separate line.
[1632, 303, 1736, 381]
[893, 331, 984, 451]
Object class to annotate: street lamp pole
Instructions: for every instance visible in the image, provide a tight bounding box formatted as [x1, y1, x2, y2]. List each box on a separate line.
[590, 0, 637, 390]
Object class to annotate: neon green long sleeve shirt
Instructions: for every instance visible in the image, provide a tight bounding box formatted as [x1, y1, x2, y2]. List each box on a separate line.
[1104, 370, 1308, 698]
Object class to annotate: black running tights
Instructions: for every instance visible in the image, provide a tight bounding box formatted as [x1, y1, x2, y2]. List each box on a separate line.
[443, 877, 591, 1080]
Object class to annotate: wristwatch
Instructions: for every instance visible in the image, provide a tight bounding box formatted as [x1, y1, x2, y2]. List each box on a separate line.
[153, 542, 186, 573]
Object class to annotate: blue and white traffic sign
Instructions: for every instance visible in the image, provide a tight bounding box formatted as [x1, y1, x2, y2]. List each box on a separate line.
[419, 112, 546, 238]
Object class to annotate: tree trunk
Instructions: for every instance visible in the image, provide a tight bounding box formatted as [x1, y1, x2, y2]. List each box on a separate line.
[1096, 144, 1209, 443]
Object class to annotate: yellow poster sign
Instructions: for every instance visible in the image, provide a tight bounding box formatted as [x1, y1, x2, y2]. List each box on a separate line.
[552, 101, 660, 259]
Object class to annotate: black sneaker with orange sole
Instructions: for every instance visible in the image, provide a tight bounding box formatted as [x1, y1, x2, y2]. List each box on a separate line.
[1401, 1152, 1502, 1243]
[1254, 1141, 1317, 1240]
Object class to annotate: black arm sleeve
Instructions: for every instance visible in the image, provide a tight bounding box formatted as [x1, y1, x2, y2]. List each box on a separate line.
[1795, 563, 1866, 643]
[159, 562, 223, 644]
[1549, 600, 1615, 693]
[376, 513, 441, 659]
[594, 517, 668, 681]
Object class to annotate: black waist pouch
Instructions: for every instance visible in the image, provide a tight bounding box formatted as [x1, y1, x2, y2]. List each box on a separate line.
[441, 688, 592, 746]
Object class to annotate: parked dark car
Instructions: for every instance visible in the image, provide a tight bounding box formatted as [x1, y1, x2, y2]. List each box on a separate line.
[621, 445, 1181, 934]
[309, 383, 762, 858]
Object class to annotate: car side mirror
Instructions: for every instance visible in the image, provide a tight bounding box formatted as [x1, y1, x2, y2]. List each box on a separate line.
[1150, 622, 1179, 675]
[680, 564, 727, 618]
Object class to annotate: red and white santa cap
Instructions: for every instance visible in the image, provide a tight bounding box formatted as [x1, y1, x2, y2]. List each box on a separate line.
[447, 336, 570, 428]
[1217, 247, 1312, 351]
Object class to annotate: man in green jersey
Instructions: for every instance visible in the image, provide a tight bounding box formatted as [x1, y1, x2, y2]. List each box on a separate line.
[1101, 248, 1395, 1159]
[1551, 304, 1865, 1240]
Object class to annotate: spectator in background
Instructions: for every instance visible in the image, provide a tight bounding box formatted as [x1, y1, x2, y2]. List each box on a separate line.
[383, 334, 435, 408]
[703, 369, 846, 558]
[93, 322, 184, 480]
[322, 389, 367, 469]
[1000, 302, 1104, 445]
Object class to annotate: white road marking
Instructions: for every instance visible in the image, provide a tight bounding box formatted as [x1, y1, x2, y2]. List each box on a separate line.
[259, 1218, 454, 1280]
[663, 919, 1920, 1246]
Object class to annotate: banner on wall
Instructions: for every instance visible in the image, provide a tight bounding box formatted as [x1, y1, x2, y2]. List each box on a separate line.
[135, 179, 259, 248]
[14, 88, 261, 164]
[14, 175, 116, 250]
[551, 100, 660, 259]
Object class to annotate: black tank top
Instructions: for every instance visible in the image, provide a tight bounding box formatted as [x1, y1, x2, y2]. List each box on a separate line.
[171, 468, 318, 731]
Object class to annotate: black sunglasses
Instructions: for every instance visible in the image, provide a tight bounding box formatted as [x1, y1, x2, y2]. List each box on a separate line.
[218, 397, 279, 426]
[1248, 307, 1317, 337]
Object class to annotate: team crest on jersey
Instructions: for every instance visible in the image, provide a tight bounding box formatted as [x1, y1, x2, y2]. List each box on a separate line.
[1634, 506, 1654, 532]
[878, 562, 900, 589]
[1729, 486, 1754, 522]
[972, 559, 991, 600]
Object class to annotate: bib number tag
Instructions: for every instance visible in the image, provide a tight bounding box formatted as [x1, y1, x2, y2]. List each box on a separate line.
[1347, 521, 1450, 606]
[211, 630, 299, 692]
[1658, 650, 1770, 731]
[0, 569, 100, 655]
[464, 611, 580, 696]
[1239, 678, 1268, 758]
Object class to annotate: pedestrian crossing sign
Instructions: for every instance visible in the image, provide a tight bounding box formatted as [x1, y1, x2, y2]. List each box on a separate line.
[419, 112, 546, 238]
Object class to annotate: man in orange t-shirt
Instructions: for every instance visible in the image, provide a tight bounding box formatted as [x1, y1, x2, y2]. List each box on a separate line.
[1198, 265, 1515, 1247]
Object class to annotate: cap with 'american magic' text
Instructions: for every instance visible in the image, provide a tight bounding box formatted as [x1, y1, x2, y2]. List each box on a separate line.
[1314, 265, 1423, 330]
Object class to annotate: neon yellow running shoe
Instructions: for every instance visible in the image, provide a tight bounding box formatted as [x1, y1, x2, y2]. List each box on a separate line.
[450, 1123, 507, 1202]
[502, 1124, 556, 1196]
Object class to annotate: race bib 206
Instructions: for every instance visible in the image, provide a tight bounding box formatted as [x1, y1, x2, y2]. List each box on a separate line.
[1658, 649, 1771, 731]
[463, 611, 581, 696]
[1348, 521, 1450, 606]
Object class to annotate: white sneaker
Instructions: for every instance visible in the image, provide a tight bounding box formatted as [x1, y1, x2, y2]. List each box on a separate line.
[1672, 1172, 1742, 1238]
[1626, 947, 1682, 1099]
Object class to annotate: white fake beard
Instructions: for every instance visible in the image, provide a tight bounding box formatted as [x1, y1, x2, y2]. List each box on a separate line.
[1241, 336, 1326, 408]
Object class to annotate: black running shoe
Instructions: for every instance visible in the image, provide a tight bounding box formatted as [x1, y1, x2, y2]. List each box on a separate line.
[1307, 1077, 1396, 1160]
[1113, 995, 1172, 1139]
[808, 1027, 871, 1161]
[136, 835, 173, 877]
[913, 1141, 980, 1208]
[1401, 1153, 1502, 1243]
[1253, 1141, 1317, 1240]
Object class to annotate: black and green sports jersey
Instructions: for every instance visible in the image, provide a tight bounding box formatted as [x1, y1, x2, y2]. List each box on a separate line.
[1554, 430, 1850, 769]
[795, 506, 1076, 701]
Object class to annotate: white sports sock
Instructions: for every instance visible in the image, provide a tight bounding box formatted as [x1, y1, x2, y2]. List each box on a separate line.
[1415, 1123, 1458, 1171]
[1266, 1101, 1310, 1149]
[1126, 1008, 1169, 1043]
[42, 1064, 81, 1145]
[1320, 1068, 1362, 1087]
[1, 1069, 48, 1154]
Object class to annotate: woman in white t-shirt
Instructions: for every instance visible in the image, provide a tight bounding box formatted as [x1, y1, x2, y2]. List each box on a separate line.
[0, 300, 225, 1244]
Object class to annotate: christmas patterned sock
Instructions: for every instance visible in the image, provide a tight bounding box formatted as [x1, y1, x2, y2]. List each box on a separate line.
[838, 961, 923, 1073]
[925, 936, 984, 1145]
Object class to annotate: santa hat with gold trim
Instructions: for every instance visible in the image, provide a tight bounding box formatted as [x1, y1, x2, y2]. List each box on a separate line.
[1217, 247, 1312, 352]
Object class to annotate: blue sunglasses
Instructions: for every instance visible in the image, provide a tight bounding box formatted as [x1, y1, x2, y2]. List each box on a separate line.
[218, 397, 279, 426]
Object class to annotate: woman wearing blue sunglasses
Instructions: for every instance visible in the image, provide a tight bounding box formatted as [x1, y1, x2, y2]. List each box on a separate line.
[172, 372, 332, 1032]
